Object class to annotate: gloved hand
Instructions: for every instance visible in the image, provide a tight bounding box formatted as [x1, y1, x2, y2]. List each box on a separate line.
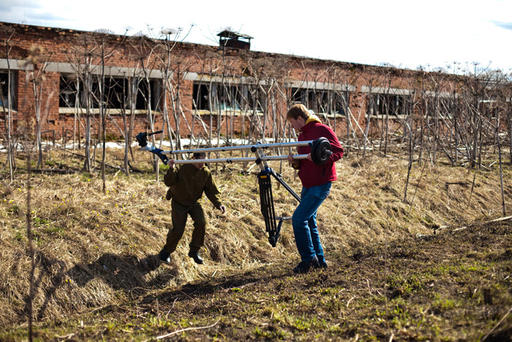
[287, 154, 300, 169]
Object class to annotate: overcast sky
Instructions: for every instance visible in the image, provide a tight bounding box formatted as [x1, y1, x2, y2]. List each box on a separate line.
[1, 0, 511, 73]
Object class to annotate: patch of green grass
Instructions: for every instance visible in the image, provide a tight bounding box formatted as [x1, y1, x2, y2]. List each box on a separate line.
[431, 295, 457, 314]
[80, 172, 93, 182]
[33, 216, 50, 226]
[43, 225, 66, 235]
[7, 204, 20, 215]
[45, 159, 58, 167]
[390, 305, 410, 329]
[14, 231, 24, 241]
[386, 273, 425, 298]
[291, 317, 312, 331]
[140, 314, 174, 330]
[253, 326, 289, 339]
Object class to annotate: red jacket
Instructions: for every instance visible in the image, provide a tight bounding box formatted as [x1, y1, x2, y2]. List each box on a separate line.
[296, 118, 344, 188]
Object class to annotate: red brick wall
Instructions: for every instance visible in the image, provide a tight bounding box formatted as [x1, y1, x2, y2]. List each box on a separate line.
[0, 22, 462, 144]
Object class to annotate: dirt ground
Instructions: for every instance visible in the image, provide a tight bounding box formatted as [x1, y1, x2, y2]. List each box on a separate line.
[0, 148, 511, 341]
[2, 219, 511, 341]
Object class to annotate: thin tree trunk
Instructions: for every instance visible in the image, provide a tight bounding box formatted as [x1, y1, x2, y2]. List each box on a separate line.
[144, 74, 158, 179]
[418, 94, 425, 162]
[345, 91, 350, 152]
[497, 112, 506, 215]
[162, 77, 174, 152]
[453, 91, 459, 164]
[122, 78, 129, 175]
[363, 88, 373, 158]
[432, 95, 439, 164]
[477, 112, 483, 168]
[403, 122, 413, 202]
[162, 45, 174, 152]
[384, 95, 390, 156]
[471, 100, 478, 168]
[5, 45, 14, 180]
[74, 76, 80, 150]
[100, 41, 106, 193]
[84, 67, 92, 171]
[25, 143, 35, 342]
[208, 66, 213, 147]
[508, 104, 512, 164]
[32, 72, 43, 168]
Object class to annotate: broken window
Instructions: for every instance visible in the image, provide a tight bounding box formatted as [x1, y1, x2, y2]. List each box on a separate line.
[291, 88, 349, 115]
[367, 93, 411, 116]
[59, 74, 79, 108]
[192, 81, 265, 112]
[59, 74, 161, 111]
[0, 70, 17, 110]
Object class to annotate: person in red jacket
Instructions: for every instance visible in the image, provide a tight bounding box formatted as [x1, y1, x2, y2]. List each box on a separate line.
[287, 104, 344, 273]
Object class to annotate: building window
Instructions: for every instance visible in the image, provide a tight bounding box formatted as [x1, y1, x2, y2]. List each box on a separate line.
[59, 74, 161, 111]
[291, 88, 348, 115]
[59, 74, 79, 108]
[192, 81, 265, 113]
[367, 93, 411, 116]
[0, 71, 16, 110]
[425, 96, 457, 119]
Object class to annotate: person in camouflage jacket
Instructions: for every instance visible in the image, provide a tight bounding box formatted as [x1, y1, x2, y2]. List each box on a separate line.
[159, 152, 226, 264]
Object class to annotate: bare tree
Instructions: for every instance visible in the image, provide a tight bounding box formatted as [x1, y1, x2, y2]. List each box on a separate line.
[24, 45, 52, 169]
[1, 27, 15, 180]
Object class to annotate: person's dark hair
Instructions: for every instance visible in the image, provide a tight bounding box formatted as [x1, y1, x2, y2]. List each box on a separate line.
[193, 152, 206, 160]
[287, 103, 310, 120]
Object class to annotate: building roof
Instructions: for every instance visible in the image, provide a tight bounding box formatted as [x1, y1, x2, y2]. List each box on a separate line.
[217, 30, 253, 40]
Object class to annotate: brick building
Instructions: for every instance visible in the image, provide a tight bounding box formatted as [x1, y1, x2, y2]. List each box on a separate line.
[0, 21, 465, 144]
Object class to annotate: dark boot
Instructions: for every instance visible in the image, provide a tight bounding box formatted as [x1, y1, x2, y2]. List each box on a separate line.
[188, 250, 204, 264]
[315, 256, 328, 269]
[293, 256, 319, 274]
[159, 249, 171, 264]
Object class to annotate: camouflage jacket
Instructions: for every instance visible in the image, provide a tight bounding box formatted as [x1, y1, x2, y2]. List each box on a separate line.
[164, 164, 222, 208]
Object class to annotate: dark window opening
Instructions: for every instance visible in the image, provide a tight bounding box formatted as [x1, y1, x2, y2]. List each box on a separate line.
[59, 74, 161, 111]
[368, 93, 411, 116]
[59, 74, 79, 108]
[0, 71, 17, 110]
[426, 96, 457, 118]
[193, 83, 209, 110]
[136, 79, 161, 111]
[247, 87, 266, 112]
[192, 81, 265, 112]
[291, 87, 348, 115]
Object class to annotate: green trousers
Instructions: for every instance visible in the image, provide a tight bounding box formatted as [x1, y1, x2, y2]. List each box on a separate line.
[162, 199, 207, 254]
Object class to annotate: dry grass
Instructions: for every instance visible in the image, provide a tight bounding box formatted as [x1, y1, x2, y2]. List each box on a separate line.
[0, 148, 510, 329]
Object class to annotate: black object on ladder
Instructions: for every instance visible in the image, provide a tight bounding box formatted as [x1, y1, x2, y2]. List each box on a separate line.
[258, 166, 300, 247]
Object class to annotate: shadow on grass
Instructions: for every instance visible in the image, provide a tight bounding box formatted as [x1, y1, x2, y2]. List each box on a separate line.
[68, 253, 171, 290]
[29, 252, 176, 321]
[141, 263, 293, 306]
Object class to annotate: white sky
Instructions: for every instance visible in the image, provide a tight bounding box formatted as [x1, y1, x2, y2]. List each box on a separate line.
[1, 0, 511, 73]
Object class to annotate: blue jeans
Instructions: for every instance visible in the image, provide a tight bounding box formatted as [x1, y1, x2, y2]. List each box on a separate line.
[292, 182, 331, 262]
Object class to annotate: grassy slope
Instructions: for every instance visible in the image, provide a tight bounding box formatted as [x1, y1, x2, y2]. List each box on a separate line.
[0, 149, 511, 340]
[2, 221, 511, 341]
